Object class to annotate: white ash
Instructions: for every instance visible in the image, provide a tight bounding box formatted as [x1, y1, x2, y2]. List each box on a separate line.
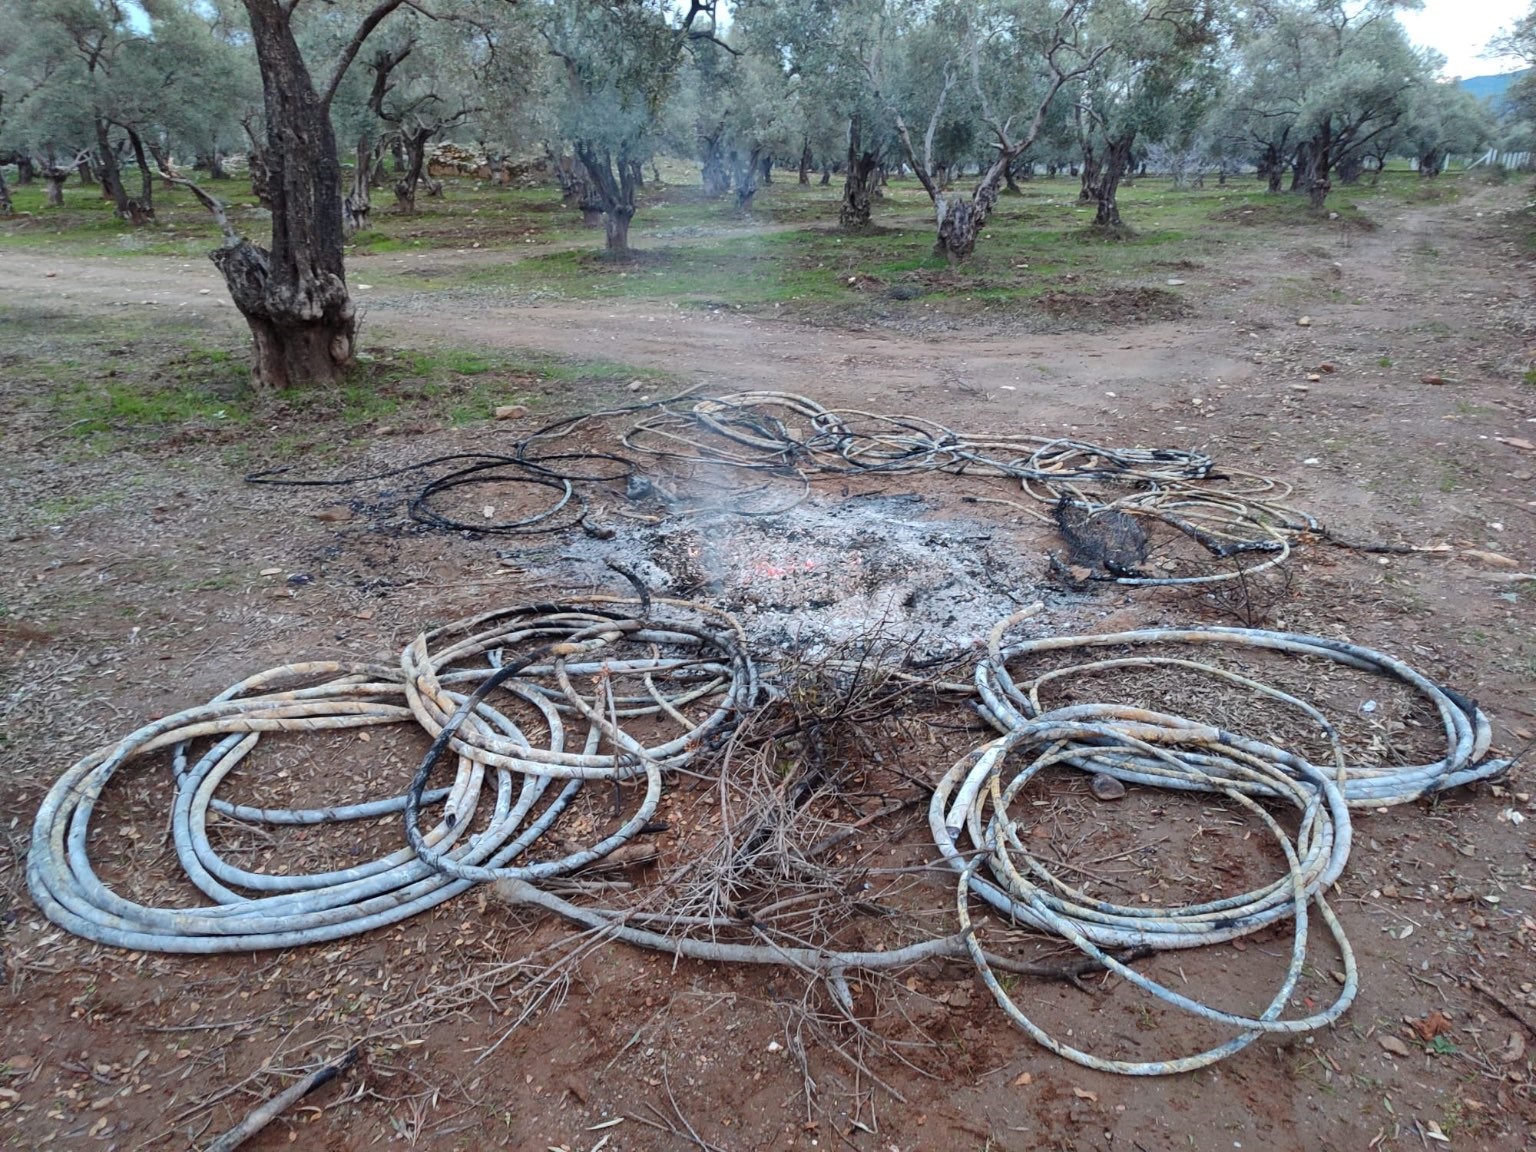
[530, 491, 1063, 660]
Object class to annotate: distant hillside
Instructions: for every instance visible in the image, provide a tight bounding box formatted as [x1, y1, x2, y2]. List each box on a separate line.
[1461, 70, 1527, 105]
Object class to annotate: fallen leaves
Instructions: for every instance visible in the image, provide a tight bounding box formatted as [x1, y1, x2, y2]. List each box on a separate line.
[1496, 436, 1536, 452]
[1410, 1011, 1453, 1042]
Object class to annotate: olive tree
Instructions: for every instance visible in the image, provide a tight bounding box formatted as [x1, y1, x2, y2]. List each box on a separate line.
[888, 0, 1108, 260]
[1223, 0, 1426, 208]
[734, 0, 896, 228]
[1068, 0, 1224, 229]
[1401, 78, 1493, 176]
[540, 0, 730, 255]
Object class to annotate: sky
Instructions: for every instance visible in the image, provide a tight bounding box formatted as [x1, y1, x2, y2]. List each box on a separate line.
[1397, 0, 1528, 78]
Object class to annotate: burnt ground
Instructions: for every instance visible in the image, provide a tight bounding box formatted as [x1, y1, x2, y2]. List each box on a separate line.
[2, 177, 1536, 1152]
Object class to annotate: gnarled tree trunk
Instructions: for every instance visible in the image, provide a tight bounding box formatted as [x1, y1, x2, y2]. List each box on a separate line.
[734, 145, 763, 212]
[343, 136, 372, 234]
[195, 151, 230, 180]
[1299, 128, 1332, 210]
[146, 138, 178, 192]
[1260, 143, 1284, 193]
[10, 154, 34, 184]
[0, 165, 12, 216]
[932, 186, 994, 261]
[215, 0, 357, 389]
[43, 159, 69, 206]
[1078, 140, 1099, 202]
[550, 146, 603, 224]
[125, 125, 156, 223]
[94, 119, 133, 219]
[575, 140, 639, 256]
[240, 115, 275, 209]
[839, 115, 880, 229]
[394, 125, 430, 213]
[798, 139, 811, 185]
[1090, 133, 1134, 230]
[699, 130, 730, 197]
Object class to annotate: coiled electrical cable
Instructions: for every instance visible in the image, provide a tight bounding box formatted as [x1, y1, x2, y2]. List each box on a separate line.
[977, 611, 1509, 805]
[26, 602, 755, 953]
[932, 710, 1357, 1073]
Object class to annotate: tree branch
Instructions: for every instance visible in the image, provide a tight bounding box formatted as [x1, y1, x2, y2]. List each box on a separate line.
[158, 170, 242, 249]
[367, 37, 416, 120]
[322, 0, 412, 114]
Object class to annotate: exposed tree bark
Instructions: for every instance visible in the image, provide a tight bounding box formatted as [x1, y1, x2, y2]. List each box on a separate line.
[1078, 156, 1098, 199]
[699, 129, 730, 197]
[798, 139, 812, 185]
[549, 144, 603, 223]
[1299, 129, 1330, 209]
[94, 119, 133, 217]
[574, 141, 639, 255]
[124, 125, 156, 221]
[0, 164, 12, 216]
[343, 136, 373, 234]
[839, 114, 881, 228]
[146, 138, 178, 191]
[1088, 132, 1134, 229]
[734, 145, 763, 212]
[203, 0, 403, 389]
[77, 154, 97, 185]
[240, 114, 275, 209]
[1289, 141, 1308, 193]
[13, 154, 35, 184]
[195, 151, 231, 180]
[759, 153, 772, 184]
[42, 150, 74, 206]
[1418, 148, 1443, 177]
[1003, 158, 1024, 194]
[393, 125, 431, 213]
[1258, 142, 1285, 193]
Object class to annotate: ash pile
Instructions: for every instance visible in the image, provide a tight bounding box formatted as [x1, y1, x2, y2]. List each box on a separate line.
[549, 487, 1041, 655]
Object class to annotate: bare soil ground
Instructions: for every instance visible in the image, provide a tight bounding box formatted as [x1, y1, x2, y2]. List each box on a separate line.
[3, 178, 1536, 1152]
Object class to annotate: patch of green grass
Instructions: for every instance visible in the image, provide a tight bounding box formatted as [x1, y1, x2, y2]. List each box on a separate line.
[46, 339, 253, 443]
[440, 176, 1230, 321]
[1, 295, 673, 453]
[0, 176, 260, 257]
